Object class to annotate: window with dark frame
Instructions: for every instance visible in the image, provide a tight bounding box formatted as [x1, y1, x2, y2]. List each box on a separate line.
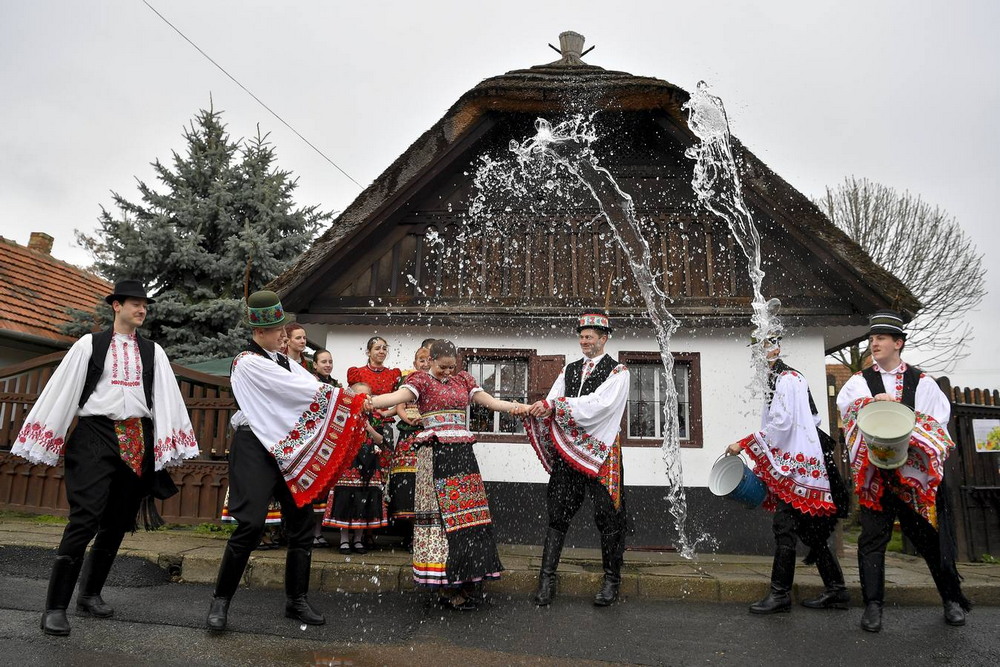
[619, 351, 703, 448]
[463, 353, 530, 435]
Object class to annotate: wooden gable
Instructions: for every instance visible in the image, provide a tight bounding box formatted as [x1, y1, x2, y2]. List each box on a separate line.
[297, 110, 885, 327]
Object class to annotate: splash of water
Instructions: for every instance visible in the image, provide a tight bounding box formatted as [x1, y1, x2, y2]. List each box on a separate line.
[468, 114, 702, 558]
[683, 82, 782, 398]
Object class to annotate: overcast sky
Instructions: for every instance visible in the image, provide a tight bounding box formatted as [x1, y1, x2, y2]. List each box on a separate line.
[2, 1, 997, 386]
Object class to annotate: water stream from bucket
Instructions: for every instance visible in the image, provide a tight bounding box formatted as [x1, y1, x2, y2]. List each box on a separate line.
[468, 114, 702, 558]
[683, 81, 783, 399]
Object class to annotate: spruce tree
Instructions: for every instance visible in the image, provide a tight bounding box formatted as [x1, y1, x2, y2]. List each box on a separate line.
[66, 105, 329, 363]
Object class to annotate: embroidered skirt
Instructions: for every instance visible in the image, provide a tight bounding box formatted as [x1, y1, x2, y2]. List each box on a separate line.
[412, 436, 503, 587]
[387, 430, 419, 520]
[322, 444, 387, 530]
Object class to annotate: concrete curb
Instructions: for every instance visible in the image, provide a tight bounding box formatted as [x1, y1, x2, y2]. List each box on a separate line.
[4, 518, 1000, 607]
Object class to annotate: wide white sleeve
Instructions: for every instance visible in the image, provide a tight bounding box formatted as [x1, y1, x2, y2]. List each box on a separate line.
[230, 353, 331, 447]
[545, 367, 567, 402]
[915, 374, 951, 425]
[836, 373, 872, 421]
[150, 345, 200, 468]
[556, 366, 631, 447]
[762, 372, 819, 452]
[11, 335, 92, 465]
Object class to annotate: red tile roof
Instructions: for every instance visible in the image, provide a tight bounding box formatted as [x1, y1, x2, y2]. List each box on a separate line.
[0, 236, 111, 347]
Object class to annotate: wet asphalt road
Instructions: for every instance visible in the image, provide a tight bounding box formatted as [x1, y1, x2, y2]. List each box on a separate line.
[2, 545, 999, 666]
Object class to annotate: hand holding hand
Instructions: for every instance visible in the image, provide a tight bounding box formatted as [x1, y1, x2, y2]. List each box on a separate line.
[527, 400, 552, 418]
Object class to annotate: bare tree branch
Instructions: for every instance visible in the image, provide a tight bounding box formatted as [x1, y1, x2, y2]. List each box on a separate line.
[815, 177, 986, 374]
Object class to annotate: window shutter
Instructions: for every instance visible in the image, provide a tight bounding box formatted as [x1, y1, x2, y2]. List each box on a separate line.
[529, 354, 565, 404]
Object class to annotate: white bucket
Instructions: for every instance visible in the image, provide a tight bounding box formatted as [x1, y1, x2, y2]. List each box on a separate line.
[709, 455, 767, 509]
[857, 401, 916, 470]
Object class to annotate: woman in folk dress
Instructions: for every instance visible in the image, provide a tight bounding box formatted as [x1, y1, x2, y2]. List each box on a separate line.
[368, 339, 528, 610]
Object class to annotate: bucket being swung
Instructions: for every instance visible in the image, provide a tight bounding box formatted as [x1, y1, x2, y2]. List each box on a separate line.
[857, 401, 916, 470]
[709, 454, 767, 509]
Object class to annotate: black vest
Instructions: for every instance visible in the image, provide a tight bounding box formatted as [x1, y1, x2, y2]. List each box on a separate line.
[79, 329, 155, 410]
[565, 355, 618, 397]
[862, 364, 922, 410]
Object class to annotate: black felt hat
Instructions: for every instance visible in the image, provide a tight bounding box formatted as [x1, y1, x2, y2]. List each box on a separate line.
[868, 310, 906, 339]
[105, 280, 156, 305]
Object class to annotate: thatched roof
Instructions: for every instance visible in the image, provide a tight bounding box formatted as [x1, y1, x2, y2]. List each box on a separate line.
[269, 34, 918, 323]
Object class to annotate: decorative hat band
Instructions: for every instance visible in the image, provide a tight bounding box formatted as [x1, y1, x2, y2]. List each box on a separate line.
[248, 303, 285, 327]
[578, 313, 611, 330]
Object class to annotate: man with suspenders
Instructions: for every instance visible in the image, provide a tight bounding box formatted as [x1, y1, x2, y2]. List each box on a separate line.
[12, 280, 198, 636]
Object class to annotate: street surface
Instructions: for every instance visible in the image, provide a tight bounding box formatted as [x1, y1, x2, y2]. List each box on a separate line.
[1, 546, 997, 666]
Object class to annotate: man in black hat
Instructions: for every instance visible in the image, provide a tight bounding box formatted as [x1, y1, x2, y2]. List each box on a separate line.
[524, 313, 631, 607]
[206, 290, 368, 632]
[13, 280, 199, 636]
[837, 310, 970, 632]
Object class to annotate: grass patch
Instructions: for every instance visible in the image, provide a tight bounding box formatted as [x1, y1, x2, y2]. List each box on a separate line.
[0, 510, 68, 525]
[841, 523, 904, 552]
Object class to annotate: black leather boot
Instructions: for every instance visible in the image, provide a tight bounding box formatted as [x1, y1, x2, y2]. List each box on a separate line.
[802, 544, 850, 609]
[41, 555, 83, 636]
[534, 528, 566, 606]
[284, 548, 325, 625]
[859, 551, 885, 632]
[207, 544, 250, 632]
[76, 547, 117, 618]
[750, 546, 795, 614]
[593, 531, 624, 607]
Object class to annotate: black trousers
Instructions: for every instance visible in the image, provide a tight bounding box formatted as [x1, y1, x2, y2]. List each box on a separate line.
[57, 417, 151, 559]
[223, 427, 314, 558]
[858, 489, 963, 603]
[547, 456, 626, 535]
[772, 499, 837, 552]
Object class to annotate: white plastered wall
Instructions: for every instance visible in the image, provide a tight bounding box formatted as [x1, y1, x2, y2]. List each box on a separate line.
[304, 322, 830, 488]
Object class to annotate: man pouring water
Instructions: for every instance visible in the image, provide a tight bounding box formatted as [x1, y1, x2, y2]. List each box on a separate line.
[837, 310, 970, 632]
[724, 333, 849, 615]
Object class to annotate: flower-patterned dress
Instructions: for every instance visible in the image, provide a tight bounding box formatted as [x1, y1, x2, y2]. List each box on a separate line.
[402, 370, 503, 587]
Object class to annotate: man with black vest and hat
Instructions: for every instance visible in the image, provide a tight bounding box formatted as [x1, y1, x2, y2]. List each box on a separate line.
[837, 310, 971, 632]
[525, 313, 631, 607]
[206, 290, 368, 632]
[13, 280, 199, 636]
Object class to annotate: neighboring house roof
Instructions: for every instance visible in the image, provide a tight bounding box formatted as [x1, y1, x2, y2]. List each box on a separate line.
[269, 35, 918, 338]
[0, 234, 111, 349]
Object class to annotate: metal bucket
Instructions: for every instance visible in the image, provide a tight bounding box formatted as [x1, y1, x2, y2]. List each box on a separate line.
[858, 401, 916, 470]
[709, 455, 767, 509]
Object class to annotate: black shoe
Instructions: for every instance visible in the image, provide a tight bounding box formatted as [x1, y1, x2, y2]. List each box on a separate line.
[438, 594, 477, 611]
[801, 587, 850, 610]
[593, 577, 621, 607]
[943, 600, 966, 626]
[352, 542, 367, 555]
[339, 542, 352, 555]
[42, 555, 82, 637]
[534, 572, 557, 606]
[76, 594, 114, 618]
[534, 528, 565, 606]
[285, 596, 326, 624]
[206, 597, 230, 632]
[284, 548, 324, 625]
[861, 602, 883, 633]
[749, 590, 791, 614]
[41, 609, 71, 636]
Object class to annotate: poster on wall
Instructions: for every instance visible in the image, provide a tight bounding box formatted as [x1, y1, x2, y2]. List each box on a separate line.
[972, 419, 1000, 453]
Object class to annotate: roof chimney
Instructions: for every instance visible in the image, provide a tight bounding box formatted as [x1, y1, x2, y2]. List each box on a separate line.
[28, 232, 54, 255]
